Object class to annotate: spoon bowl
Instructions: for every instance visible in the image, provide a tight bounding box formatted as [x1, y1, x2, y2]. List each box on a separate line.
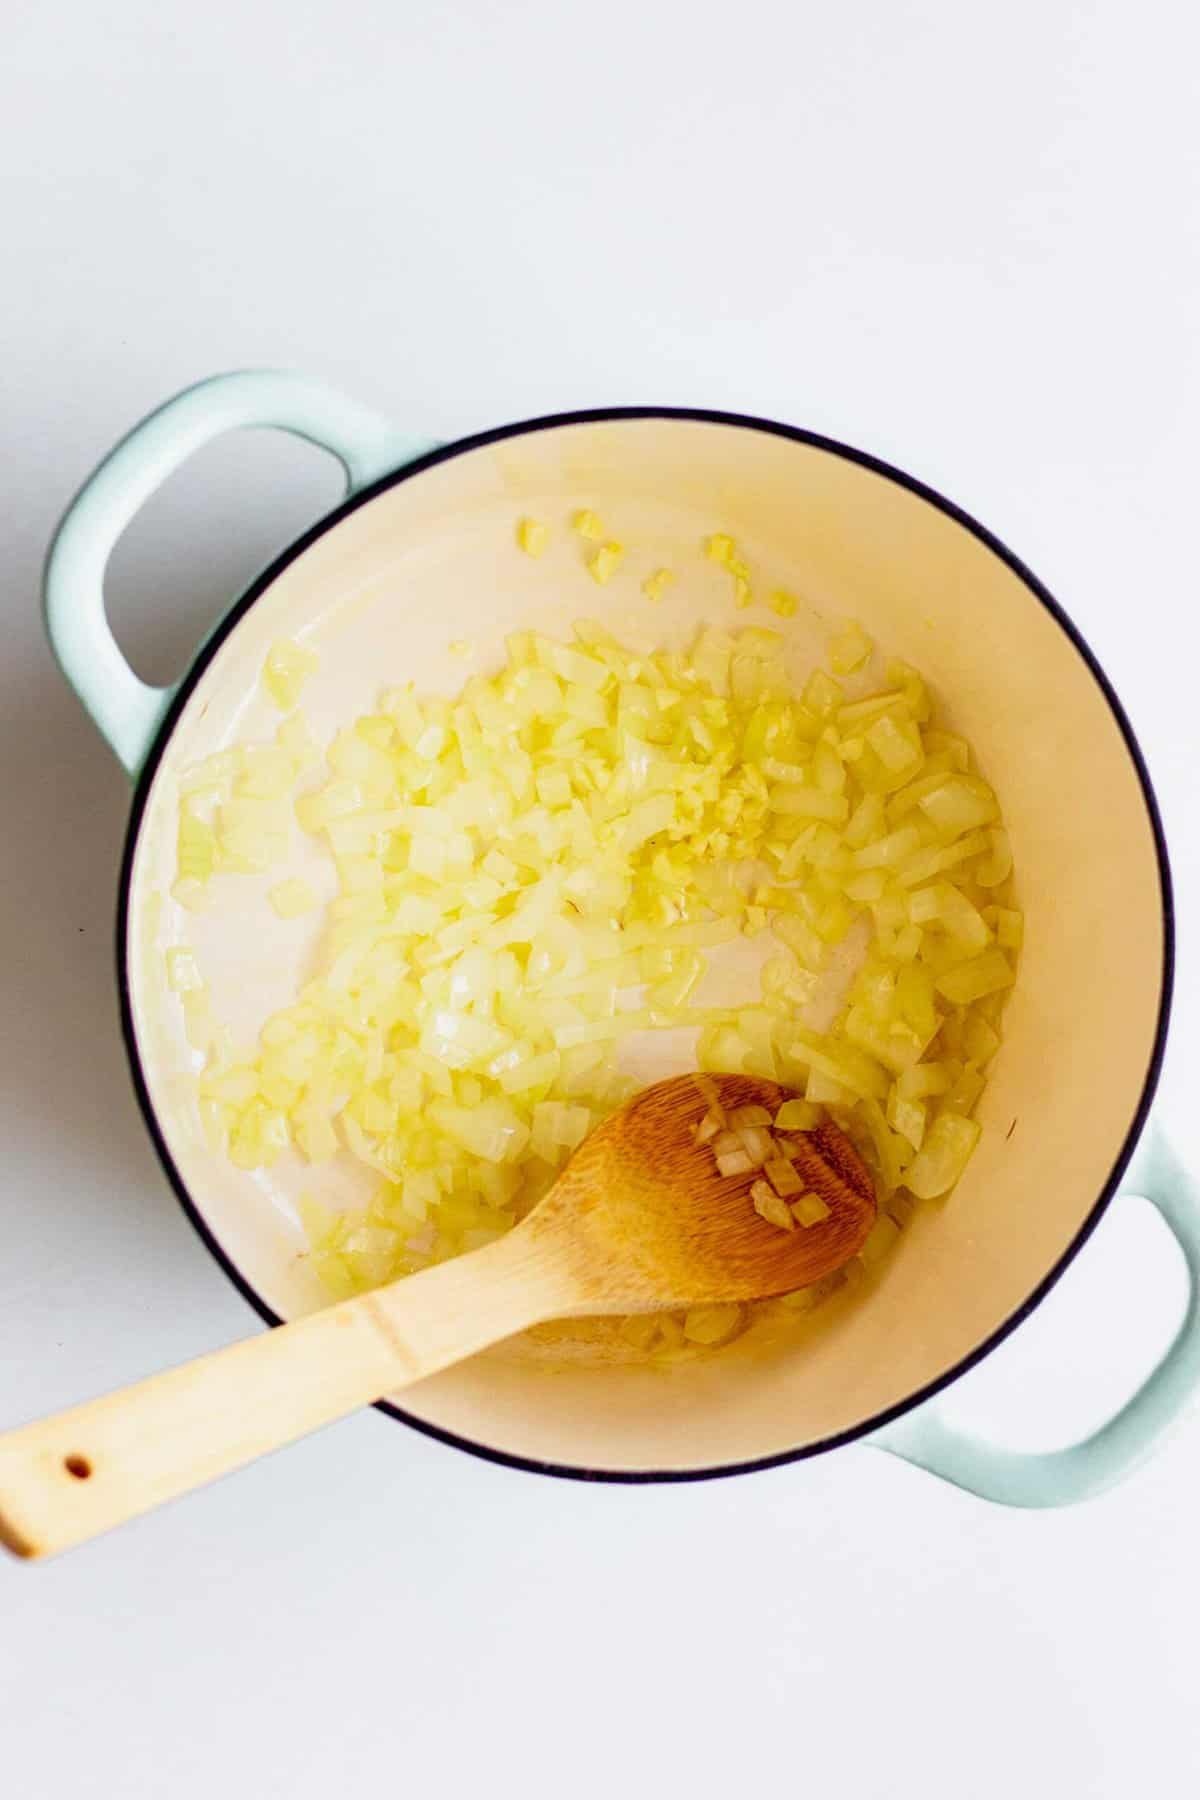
[0, 1075, 873, 1558]
[535, 1073, 876, 1311]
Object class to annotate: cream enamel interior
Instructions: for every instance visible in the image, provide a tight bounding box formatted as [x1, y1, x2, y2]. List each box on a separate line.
[124, 416, 1166, 1474]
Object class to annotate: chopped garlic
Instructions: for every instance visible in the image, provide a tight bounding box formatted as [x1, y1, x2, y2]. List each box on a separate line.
[573, 509, 604, 541]
[769, 589, 798, 618]
[166, 946, 203, 993]
[171, 877, 211, 914]
[642, 568, 675, 603]
[517, 518, 549, 557]
[268, 878, 320, 919]
[588, 542, 624, 584]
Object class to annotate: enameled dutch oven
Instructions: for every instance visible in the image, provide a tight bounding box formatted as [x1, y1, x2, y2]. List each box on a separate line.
[43, 371, 1200, 1505]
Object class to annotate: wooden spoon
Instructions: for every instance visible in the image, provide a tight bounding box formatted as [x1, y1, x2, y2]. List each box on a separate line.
[0, 1074, 874, 1558]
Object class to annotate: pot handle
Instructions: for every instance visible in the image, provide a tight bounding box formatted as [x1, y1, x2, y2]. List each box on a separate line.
[43, 370, 430, 780]
[868, 1120, 1200, 1506]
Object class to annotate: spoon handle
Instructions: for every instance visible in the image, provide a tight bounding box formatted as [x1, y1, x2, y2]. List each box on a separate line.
[0, 1232, 574, 1560]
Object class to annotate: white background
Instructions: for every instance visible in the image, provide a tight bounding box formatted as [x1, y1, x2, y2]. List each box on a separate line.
[3, 3, 1199, 1794]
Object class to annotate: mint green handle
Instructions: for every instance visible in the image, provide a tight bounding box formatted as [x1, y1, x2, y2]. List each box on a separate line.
[871, 1121, 1200, 1506]
[43, 370, 431, 779]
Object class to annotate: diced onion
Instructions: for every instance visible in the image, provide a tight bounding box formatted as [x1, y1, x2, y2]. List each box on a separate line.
[682, 1303, 745, 1345]
[269, 879, 319, 919]
[935, 947, 1015, 1005]
[736, 1125, 774, 1166]
[765, 1157, 803, 1197]
[860, 1214, 901, 1267]
[181, 577, 1017, 1323]
[694, 1109, 724, 1145]
[752, 1180, 795, 1230]
[792, 1191, 832, 1227]
[263, 639, 318, 712]
[829, 622, 873, 676]
[976, 827, 1013, 888]
[774, 1099, 820, 1131]
[729, 1105, 773, 1129]
[904, 1113, 981, 1199]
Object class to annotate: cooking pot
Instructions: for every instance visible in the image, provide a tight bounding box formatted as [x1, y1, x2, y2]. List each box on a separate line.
[44, 370, 1199, 1505]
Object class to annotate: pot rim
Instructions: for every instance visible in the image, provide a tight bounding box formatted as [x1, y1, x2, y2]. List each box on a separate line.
[115, 404, 1175, 1484]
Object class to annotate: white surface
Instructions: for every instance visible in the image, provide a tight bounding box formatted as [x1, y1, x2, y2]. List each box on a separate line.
[2, 2, 1198, 1794]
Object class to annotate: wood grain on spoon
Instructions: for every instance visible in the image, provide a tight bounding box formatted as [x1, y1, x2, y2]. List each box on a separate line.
[0, 1075, 874, 1560]
[535, 1073, 875, 1308]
